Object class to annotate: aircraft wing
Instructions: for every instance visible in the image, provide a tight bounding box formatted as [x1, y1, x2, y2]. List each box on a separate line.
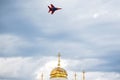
[50, 4, 55, 7]
[51, 11, 55, 14]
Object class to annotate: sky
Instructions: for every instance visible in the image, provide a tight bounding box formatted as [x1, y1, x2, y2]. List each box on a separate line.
[0, 0, 120, 80]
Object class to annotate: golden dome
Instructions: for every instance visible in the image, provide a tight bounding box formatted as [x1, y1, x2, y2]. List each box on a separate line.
[50, 53, 68, 79]
[50, 67, 68, 79]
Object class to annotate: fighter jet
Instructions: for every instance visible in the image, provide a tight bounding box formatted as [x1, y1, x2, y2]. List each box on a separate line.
[48, 4, 62, 14]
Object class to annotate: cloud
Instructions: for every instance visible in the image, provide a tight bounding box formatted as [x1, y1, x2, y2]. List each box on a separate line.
[0, 56, 66, 80]
[0, 33, 120, 73]
[0, 0, 120, 80]
[0, 34, 33, 56]
[0, 57, 34, 80]
[0, 56, 52, 80]
[0, 57, 120, 80]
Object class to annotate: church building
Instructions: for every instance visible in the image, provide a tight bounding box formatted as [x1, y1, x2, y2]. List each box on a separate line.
[40, 53, 85, 80]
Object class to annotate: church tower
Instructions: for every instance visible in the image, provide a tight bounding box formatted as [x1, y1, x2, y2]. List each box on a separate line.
[82, 71, 85, 80]
[41, 73, 43, 80]
[50, 53, 68, 80]
[74, 73, 77, 80]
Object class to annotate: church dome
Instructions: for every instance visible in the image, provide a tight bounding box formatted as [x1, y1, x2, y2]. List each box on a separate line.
[50, 53, 68, 79]
[50, 67, 68, 79]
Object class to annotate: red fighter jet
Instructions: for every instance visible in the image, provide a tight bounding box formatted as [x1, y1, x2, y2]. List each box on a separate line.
[48, 4, 62, 14]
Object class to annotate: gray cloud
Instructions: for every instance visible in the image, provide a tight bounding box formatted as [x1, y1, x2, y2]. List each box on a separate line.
[0, 0, 120, 80]
[0, 57, 120, 80]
